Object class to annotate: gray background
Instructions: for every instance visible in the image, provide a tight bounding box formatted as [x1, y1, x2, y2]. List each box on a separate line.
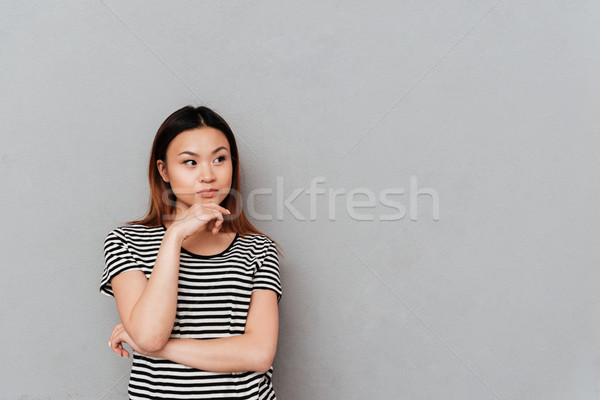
[1, 1, 599, 399]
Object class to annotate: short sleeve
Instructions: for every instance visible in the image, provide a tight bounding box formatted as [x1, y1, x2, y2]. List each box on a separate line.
[252, 239, 282, 303]
[99, 229, 145, 298]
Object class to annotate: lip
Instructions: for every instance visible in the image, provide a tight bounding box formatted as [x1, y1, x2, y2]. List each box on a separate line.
[197, 188, 219, 198]
[197, 188, 218, 194]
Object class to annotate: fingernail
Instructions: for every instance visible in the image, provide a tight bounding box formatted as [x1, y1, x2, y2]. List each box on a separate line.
[108, 341, 111, 347]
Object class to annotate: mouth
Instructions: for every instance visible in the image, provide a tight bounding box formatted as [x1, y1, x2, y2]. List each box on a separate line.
[197, 189, 219, 198]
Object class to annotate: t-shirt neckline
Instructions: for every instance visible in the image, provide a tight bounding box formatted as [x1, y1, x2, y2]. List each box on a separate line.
[160, 224, 239, 259]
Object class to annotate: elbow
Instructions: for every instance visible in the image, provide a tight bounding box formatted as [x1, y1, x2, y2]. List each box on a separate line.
[135, 333, 169, 354]
[245, 331, 278, 373]
[139, 341, 166, 354]
[252, 350, 276, 374]
[121, 317, 171, 354]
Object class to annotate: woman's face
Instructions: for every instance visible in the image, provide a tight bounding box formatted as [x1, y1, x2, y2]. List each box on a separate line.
[157, 127, 233, 210]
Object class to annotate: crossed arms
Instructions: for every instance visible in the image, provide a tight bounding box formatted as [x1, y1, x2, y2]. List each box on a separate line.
[108, 229, 279, 373]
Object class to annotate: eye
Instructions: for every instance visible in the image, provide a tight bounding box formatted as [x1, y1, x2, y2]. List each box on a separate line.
[214, 156, 226, 163]
[183, 159, 196, 166]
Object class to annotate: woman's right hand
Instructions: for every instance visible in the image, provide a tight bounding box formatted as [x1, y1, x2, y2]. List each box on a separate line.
[167, 203, 231, 240]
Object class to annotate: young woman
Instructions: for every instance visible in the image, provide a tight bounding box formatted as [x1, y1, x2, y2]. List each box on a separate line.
[100, 105, 282, 400]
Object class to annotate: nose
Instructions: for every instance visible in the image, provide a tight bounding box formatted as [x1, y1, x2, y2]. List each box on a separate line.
[197, 161, 216, 183]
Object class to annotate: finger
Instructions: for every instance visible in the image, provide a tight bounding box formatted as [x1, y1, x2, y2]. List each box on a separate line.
[212, 219, 222, 234]
[111, 323, 122, 337]
[109, 325, 122, 347]
[203, 205, 222, 218]
[112, 342, 128, 358]
[111, 339, 121, 354]
[191, 206, 214, 222]
[205, 203, 231, 215]
[213, 211, 224, 225]
[218, 206, 231, 215]
[111, 341, 121, 356]
[111, 333, 124, 353]
[198, 208, 224, 226]
[118, 343, 129, 358]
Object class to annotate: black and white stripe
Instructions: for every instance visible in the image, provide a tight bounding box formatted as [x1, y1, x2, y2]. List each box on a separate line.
[100, 224, 281, 400]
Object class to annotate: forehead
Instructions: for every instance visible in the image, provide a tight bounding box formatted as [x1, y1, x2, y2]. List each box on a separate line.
[168, 127, 229, 153]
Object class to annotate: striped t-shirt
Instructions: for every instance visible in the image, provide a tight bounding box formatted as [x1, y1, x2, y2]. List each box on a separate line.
[100, 224, 282, 400]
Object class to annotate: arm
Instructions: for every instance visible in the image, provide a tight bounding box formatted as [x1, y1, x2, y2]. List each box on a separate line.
[110, 228, 185, 353]
[152, 290, 279, 372]
[148, 289, 279, 373]
[108, 203, 231, 353]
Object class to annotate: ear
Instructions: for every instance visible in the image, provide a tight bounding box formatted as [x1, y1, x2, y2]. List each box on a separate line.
[156, 160, 169, 183]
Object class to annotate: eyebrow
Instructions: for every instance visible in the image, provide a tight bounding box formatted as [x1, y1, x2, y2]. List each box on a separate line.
[178, 147, 229, 157]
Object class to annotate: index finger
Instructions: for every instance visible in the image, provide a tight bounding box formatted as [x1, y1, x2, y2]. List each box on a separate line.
[204, 203, 231, 215]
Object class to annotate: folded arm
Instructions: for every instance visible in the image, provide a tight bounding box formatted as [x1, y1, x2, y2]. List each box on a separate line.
[111, 289, 279, 373]
[110, 229, 184, 353]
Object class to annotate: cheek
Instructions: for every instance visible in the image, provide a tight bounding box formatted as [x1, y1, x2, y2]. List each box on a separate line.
[220, 162, 233, 178]
[225, 166, 234, 183]
[169, 167, 195, 185]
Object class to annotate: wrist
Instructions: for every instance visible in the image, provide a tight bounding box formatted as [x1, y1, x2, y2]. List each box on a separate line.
[164, 226, 186, 243]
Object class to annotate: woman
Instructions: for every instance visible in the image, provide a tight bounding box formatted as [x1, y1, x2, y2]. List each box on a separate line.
[100, 105, 282, 399]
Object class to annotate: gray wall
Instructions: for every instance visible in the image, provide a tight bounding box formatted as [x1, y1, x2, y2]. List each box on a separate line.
[1, 1, 599, 399]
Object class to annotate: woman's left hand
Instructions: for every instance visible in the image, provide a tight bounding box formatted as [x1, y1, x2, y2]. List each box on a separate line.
[108, 323, 145, 358]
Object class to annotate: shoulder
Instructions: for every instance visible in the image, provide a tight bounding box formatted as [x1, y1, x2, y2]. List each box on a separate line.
[104, 224, 165, 245]
[238, 233, 274, 247]
[236, 233, 277, 255]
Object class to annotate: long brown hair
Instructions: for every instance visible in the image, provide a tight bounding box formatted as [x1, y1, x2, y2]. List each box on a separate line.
[128, 105, 280, 252]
